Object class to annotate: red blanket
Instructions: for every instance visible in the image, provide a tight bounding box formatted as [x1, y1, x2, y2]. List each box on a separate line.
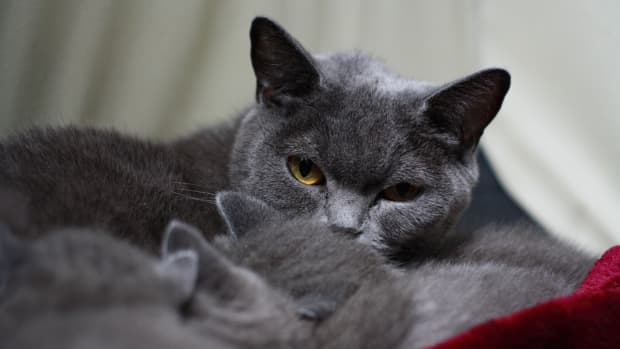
[428, 246, 620, 349]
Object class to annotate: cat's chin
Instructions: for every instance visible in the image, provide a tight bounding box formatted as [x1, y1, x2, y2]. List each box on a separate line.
[356, 221, 385, 251]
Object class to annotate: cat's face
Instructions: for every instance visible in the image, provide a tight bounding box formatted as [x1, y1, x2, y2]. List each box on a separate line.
[230, 17, 510, 263]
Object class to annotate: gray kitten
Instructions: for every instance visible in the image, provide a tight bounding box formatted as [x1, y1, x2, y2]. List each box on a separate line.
[0, 220, 309, 349]
[212, 193, 592, 349]
[2, 16, 509, 264]
[0, 190, 594, 349]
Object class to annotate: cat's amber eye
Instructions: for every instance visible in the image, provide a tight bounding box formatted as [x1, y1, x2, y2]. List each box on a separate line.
[382, 183, 420, 202]
[287, 156, 325, 185]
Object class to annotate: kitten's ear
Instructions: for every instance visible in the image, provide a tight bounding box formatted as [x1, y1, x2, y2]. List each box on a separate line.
[250, 16, 320, 106]
[424, 68, 510, 152]
[161, 219, 240, 297]
[159, 220, 204, 298]
[161, 219, 206, 258]
[216, 191, 284, 239]
[157, 250, 198, 301]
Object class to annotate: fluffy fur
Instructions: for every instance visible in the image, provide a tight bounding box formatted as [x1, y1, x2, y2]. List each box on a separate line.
[0, 220, 309, 349]
[230, 18, 510, 263]
[0, 190, 595, 349]
[0, 122, 237, 253]
[1, 17, 510, 265]
[211, 192, 593, 349]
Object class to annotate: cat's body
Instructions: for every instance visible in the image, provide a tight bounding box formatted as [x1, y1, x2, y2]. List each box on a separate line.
[0, 122, 237, 252]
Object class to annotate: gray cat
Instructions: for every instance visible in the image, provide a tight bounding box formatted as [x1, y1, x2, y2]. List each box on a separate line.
[229, 17, 511, 264]
[1, 16, 510, 264]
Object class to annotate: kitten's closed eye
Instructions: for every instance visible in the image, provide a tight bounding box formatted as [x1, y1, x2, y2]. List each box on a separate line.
[287, 156, 325, 185]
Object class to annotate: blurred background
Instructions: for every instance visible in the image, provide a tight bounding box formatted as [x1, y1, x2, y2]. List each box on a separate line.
[0, 0, 618, 253]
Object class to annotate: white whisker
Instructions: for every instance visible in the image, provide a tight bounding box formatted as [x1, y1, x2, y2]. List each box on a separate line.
[172, 191, 216, 204]
[175, 188, 215, 196]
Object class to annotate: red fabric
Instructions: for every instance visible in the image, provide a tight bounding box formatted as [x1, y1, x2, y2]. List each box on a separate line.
[426, 246, 620, 349]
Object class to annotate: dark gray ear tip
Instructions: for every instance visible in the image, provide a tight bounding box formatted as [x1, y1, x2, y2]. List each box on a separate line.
[477, 68, 511, 91]
[250, 16, 284, 41]
[251, 16, 278, 30]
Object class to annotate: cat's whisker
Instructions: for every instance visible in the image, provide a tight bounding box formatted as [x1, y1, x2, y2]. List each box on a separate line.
[175, 188, 216, 196]
[172, 191, 216, 204]
[172, 180, 212, 189]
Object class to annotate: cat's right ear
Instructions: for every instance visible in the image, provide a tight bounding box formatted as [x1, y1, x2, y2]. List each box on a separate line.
[423, 68, 510, 154]
[250, 16, 320, 106]
[216, 191, 285, 239]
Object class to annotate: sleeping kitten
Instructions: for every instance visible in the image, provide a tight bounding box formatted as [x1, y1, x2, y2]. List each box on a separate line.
[0, 189, 593, 349]
[211, 192, 593, 349]
[1, 16, 510, 264]
[0, 217, 309, 348]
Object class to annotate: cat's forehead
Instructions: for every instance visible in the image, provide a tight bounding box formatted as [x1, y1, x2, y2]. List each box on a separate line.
[315, 52, 434, 97]
[273, 108, 444, 190]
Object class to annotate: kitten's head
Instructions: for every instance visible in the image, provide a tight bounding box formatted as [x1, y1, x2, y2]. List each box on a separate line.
[0, 227, 198, 321]
[214, 191, 391, 321]
[160, 218, 308, 348]
[230, 17, 510, 263]
[0, 222, 307, 348]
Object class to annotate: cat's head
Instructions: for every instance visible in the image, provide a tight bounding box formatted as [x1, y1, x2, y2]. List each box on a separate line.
[230, 17, 510, 263]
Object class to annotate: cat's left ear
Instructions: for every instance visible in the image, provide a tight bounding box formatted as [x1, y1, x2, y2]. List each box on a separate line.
[424, 68, 510, 152]
[250, 17, 320, 106]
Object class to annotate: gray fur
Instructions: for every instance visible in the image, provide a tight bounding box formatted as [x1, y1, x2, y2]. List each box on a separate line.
[213, 192, 593, 349]
[0, 223, 308, 349]
[0, 16, 594, 348]
[214, 191, 395, 321]
[230, 17, 510, 263]
[0, 121, 238, 253]
[1, 17, 509, 265]
[0, 190, 595, 349]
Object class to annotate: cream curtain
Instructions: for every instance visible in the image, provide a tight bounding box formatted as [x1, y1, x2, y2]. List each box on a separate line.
[0, 0, 617, 253]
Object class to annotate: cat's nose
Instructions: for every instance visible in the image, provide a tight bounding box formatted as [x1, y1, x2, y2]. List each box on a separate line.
[326, 188, 367, 235]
